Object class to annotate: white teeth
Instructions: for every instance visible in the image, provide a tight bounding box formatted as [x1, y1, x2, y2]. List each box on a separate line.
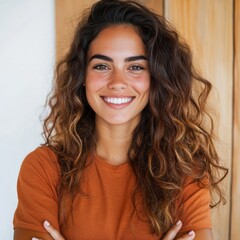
[104, 97, 132, 104]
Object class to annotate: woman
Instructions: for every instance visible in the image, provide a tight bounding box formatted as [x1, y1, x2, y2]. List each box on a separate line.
[13, 0, 227, 239]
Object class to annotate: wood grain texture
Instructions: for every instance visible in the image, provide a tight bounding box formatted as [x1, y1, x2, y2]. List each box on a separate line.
[164, 1, 233, 239]
[55, 0, 163, 61]
[55, 0, 98, 61]
[231, 0, 240, 239]
[139, 0, 163, 15]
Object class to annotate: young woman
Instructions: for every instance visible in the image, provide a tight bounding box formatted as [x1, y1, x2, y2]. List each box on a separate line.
[13, 1, 227, 239]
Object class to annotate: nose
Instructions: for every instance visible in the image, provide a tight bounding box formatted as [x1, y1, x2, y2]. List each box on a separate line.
[107, 70, 127, 91]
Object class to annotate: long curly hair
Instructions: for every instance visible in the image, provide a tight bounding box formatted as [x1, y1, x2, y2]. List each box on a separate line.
[43, 0, 228, 236]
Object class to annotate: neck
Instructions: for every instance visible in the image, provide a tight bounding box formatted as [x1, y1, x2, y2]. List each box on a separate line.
[95, 119, 138, 165]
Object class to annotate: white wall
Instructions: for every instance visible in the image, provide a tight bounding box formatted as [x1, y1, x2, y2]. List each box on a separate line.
[0, 1, 55, 238]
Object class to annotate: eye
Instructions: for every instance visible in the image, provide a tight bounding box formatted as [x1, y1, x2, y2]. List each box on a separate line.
[129, 65, 144, 71]
[93, 64, 109, 71]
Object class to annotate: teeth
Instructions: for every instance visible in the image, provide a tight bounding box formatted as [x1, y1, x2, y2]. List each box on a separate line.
[104, 97, 132, 104]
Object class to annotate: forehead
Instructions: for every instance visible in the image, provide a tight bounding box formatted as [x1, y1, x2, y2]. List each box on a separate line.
[87, 25, 146, 57]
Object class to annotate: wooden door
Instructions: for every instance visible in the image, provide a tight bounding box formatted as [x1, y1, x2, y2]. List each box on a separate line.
[164, 2, 233, 239]
[232, 0, 240, 239]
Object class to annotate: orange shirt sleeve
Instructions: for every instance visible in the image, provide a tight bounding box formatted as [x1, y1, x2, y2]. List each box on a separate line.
[13, 147, 60, 233]
[176, 177, 212, 235]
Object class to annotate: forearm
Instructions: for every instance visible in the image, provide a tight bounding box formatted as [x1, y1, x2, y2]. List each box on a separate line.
[14, 228, 53, 240]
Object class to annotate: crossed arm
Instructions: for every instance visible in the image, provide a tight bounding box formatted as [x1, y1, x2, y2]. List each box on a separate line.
[14, 150, 214, 240]
[14, 220, 213, 240]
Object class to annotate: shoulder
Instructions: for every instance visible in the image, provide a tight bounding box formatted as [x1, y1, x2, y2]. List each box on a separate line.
[180, 175, 210, 202]
[22, 146, 59, 169]
[175, 175, 212, 233]
[23, 146, 58, 165]
[14, 146, 61, 232]
[19, 146, 60, 186]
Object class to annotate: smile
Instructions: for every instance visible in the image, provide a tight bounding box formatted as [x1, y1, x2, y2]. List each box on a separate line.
[103, 97, 133, 104]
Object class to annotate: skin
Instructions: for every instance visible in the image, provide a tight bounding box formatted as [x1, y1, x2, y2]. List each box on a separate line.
[14, 25, 214, 240]
[85, 24, 150, 165]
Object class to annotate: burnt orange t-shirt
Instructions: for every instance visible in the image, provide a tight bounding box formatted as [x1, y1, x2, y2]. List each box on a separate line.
[13, 147, 212, 239]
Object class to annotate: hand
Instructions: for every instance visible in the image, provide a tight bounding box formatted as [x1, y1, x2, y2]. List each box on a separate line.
[161, 220, 195, 240]
[32, 221, 65, 240]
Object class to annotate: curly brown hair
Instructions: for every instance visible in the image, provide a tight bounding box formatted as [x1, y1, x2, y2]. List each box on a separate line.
[43, 0, 228, 236]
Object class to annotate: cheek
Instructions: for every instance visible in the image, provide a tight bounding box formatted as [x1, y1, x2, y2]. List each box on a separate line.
[85, 74, 107, 108]
[133, 75, 150, 94]
[85, 74, 102, 94]
[85, 76, 95, 102]
[85, 71, 108, 88]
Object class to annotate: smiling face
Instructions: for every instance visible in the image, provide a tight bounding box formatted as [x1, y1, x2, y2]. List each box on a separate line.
[85, 25, 150, 128]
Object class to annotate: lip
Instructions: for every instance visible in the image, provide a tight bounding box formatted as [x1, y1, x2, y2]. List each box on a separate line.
[100, 96, 135, 109]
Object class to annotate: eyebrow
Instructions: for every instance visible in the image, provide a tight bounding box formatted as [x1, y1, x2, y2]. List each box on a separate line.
[89, 54, 147, 62]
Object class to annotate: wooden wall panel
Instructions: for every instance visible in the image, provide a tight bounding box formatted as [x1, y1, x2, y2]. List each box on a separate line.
[164, 1, 233, 239]
[232, 0, 240, 239]
[139, 0, 163, 14]
[55, 0, 98, 61]
[56, 0, 163, 61]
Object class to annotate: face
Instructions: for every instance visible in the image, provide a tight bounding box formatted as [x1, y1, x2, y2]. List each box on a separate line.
[85, 25, 150, 127]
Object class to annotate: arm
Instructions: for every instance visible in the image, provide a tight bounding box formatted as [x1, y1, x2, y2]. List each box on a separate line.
[37, 220, 197, 240]
[175, 177, 213, 238]
[162, 223, 213, 240]
[194, 229, 213, 240]
[14, 224, 213, 240]
[30, 220, 213, 240]
[13, 148, 60, 238]
[14, 228, 53, 240]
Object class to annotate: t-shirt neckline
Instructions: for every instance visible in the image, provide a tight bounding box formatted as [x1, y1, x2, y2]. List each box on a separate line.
[93, 153, 131, 172]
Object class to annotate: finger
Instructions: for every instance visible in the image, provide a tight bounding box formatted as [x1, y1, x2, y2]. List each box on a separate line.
[177, 230, 195, 240]
[43, 220, 65, 240]
[162, 220, 182, 240]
